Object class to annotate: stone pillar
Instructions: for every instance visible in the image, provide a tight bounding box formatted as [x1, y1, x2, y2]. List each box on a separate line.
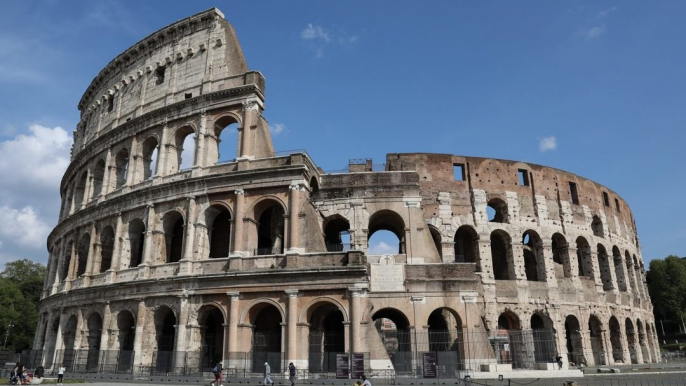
[175, 294, 190, 355]
[124, 136, 138, 187]
[477, 239, 494, 282]
[194, 110, 207, 168]
[287, 184, 302, 253]
[632, 327, 644, 364]
[80, 169, 92, 209]
[156, 124, 170, 176]
[286, 290, 298, 363]
[52, 313, 65, 367]
[511, 241, 526, 281]
[51, 242, 66, 294]
[99, 147, 113, 200]
[589, 251, 604, 291]
[141, 204, 156, 267]
[349, 288, 365, 353]
[110, 213, 123, 272]
[618, 323, 631, 364]
[231, 190, 245, 256]
[540, 242, 558, 285]
[99, 302, 111, 352]
[132, 299, 147, 367]
[182, 196, 197, 261]
[33, 314, 47, 350]
[227, 292, 240, 367]
[84, 223, 98, 285]
[239, 101, 258, 159]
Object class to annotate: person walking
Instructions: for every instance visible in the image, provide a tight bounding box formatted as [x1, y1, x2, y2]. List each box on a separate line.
[361, 375, 371, 386]
[288, 362, 296, 386]
[263, 362, 273, 386]
[210, 360, 223, 386]
[57, 364, 66, 385]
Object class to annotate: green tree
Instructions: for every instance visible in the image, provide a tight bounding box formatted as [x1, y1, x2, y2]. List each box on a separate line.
[0, 259, 45, 350]
[647, 255, 686, 322]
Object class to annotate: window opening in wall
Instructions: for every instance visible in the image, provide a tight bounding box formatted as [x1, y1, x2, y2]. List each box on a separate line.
[324, 216, 351, 252]
[591, 215, 604, 238]
[486, 198, 508, 223]
[185, 93, 192, 99]
[453, 164, 465, 181]
[155, 66, 165, 85]
[490, 230, 513, 280]
[569, 182, 579, 205]
[174, 126, 195, 172]
[367, 210, 405, 255]
[107, 96, 114, 113]
[213, 117, 239, 164]
[518, 169, 530, 186]
[256, 204, 285, 255]
[614, 198, 620, 212]
[602, 192, 610, 207]
[454, 226, 479, 267]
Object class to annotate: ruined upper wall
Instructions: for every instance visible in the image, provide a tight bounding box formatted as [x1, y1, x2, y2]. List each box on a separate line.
[73, 8, 256, 157]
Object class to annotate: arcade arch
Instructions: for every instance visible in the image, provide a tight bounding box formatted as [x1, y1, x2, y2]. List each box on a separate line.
[162, 211, 184, 263]
[368, 210, 406, 254]
[491, 230, 514, 280]
[307, 302, 345, 373]
[454, 225, 478, 265]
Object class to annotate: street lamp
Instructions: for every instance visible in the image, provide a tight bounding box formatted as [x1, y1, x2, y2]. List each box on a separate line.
[3, 321, 14, 349]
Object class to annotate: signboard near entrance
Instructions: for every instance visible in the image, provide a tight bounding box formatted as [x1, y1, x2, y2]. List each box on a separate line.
[422, 352, 437, 378]
[351, 353, 365, 379]
[336, 353, 350, 379]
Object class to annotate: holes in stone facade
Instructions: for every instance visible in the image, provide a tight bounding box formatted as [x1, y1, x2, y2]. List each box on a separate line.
[603, 192, 610, 207]
[184, 93, 192, 100]
[155, 66, 165, 85]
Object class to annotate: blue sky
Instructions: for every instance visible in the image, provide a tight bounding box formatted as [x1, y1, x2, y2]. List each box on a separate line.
[0, 0, 685, 268]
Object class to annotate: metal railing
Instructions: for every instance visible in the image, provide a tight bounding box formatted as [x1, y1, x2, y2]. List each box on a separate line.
[325, 243, 352, 252]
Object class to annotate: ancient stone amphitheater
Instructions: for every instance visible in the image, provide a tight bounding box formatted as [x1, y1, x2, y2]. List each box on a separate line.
[35, 8, 659, 380]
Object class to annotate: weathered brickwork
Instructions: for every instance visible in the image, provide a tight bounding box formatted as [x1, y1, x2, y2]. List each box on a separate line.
[35, 8, 658, 378]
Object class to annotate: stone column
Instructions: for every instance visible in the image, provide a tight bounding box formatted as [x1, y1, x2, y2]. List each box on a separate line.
[239, 101, 258, 159]
[181, 196, 197, 263]
[287, 184, 302, 253]
[33, 314, 47, 350]
[84, 223, 98, 286]
[589, 251, 604, 291]
[51, 242, 66, 294]
[540, 241, 558, 285]
[124, 136, 138, 188]
[175, 294, 190, 356]
[52, 313, 65, 367]
[110, 213, 123, 272]
[99, 302, 111, 352]
[231, 190, 245, 256]
[80, 169, 92, 209]
[227, 292, 240, 355]
[132, 299, 147, 367]
[478, 239, 494, 282]
[286, 290, 298, 363]
[141, 204, 156, 267]
[194, 110, 207, 168]
[156, 124, 170, 176]
[349, 288, 365, 353]
[99, 147, 113, 200]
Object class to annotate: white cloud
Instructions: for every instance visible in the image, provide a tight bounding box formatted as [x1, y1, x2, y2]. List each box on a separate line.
[0, 206, 51, 248]
[597, 7, 617, 18]
[269, 123, 287, 136]
[368, 241, 396, 255]
[539, 136, 558, 152]
[301, 24, 331, 42]
[585, 25, 606, 39]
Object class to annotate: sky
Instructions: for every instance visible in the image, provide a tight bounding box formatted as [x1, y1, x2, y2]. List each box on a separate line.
[0, 0, 685, 268]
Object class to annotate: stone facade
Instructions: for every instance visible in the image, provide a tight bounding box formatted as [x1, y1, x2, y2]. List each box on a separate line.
[36, 8, 658, 377]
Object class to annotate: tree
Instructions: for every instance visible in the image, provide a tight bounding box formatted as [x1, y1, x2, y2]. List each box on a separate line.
[0, 259, 45, 350]
[647, 255, 686, 327]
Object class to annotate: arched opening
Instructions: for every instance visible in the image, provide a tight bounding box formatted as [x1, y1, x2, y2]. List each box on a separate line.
[531, 313, 556, 364]
[368, 210, 405, 255]
[495, 312, 525, 369]
[491, 230, 513, 280]
[633, 255, 644, 297]
[597, 244, 613, 291]
[591, 216, 604, 238]
[61, 241, 74, 281]
[211, 116, 239, 165]
[323, 216, 350, 252]
[116, 311, 135, 372]
[372, 308, 412, 373]
[77, 233, 91, 277]
[73, 172, 88, 209]
[645, 322, 657, 363]
[625, 318, 638, 364]
[141, 136, 159, 180]
[575, 237, 592, 278]
[429, 226, 443, 259]
[255, 201, 285, 255]
[552, 233, 570, 279]
[636, 319, 650, 363]
[86, 313, 103, 371]
[174, 126, 195, 172]
[564, 316, 584, 367]
[154, 306, 177, 372]
[162, 211, 184, 263]
[99, 226, 115, 272]
[427, 308, 464, 375]
[128, 219, 145, 268]
[454, 225, 479, 267]
[609, 316, 623, 363]
[307, 303, 345, 373]
[92, 159, 106, 199]
[250, 304, 283, 373]
[487, 198, 508, 223]
[44, 316, 60, 369]
[589, 315, 606, 366]
[207, 205, 231, 258]
[62, 316, 78, 368]
[523, 231, 545, 282]
[612, 247, 627, 291]
[625, 251, 638, 294]
[309, 177, 320, 198]
[115, 149, 129, 189]
[199, 306, 225, 371]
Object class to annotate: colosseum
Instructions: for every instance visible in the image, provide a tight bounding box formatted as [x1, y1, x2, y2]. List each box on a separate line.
[34, 8, 659, 381]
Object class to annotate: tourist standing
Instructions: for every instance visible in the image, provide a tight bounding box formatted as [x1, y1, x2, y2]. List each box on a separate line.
[263, 362, 273, 385]
[288, 362, 296, 386]
[57, 365, 66, 385]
